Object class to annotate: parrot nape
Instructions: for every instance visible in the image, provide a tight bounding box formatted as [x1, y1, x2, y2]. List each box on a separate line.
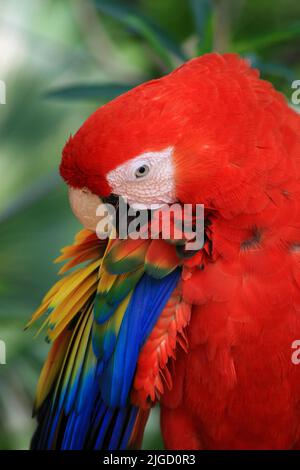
[28, 53, 300, 450]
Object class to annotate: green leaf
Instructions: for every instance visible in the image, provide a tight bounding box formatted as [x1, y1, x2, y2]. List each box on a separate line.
[234, 23, 300, 53]
[94, 0, 187, 68]
[189, 0, 211, 35]
[44, 83, 137, 101]
[248, 55, 297, 82]
[0, 172, 60, 224]
[189, 0, 213, 54]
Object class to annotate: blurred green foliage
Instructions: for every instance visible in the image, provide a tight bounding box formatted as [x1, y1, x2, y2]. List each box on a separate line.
[0, 0, 299, 450]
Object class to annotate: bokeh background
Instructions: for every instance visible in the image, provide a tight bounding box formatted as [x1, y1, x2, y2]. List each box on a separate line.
[0, 0, 300, 450]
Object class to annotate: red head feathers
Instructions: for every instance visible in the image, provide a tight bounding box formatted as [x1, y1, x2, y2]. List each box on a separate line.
[60, 53, 298, 216]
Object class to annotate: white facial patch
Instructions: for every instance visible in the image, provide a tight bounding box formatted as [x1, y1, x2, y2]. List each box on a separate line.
[106, 146, 176, 209]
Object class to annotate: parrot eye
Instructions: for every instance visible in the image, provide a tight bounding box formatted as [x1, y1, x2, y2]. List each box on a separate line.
[134, 164, 150, 178]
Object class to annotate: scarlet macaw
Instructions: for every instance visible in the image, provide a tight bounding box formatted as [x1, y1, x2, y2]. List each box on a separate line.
[28, 53, 300, 450]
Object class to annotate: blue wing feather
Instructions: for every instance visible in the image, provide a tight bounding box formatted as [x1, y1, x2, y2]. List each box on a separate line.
[31, 268, 181, 449]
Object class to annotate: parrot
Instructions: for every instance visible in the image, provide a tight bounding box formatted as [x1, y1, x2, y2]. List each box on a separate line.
[28, 53, 300, 450]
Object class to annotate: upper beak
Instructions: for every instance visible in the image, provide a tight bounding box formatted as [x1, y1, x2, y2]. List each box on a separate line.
[68, 187, 104, 231]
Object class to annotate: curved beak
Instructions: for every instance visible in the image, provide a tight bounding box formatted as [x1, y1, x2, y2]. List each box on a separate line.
[68, 187, 105, 232]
